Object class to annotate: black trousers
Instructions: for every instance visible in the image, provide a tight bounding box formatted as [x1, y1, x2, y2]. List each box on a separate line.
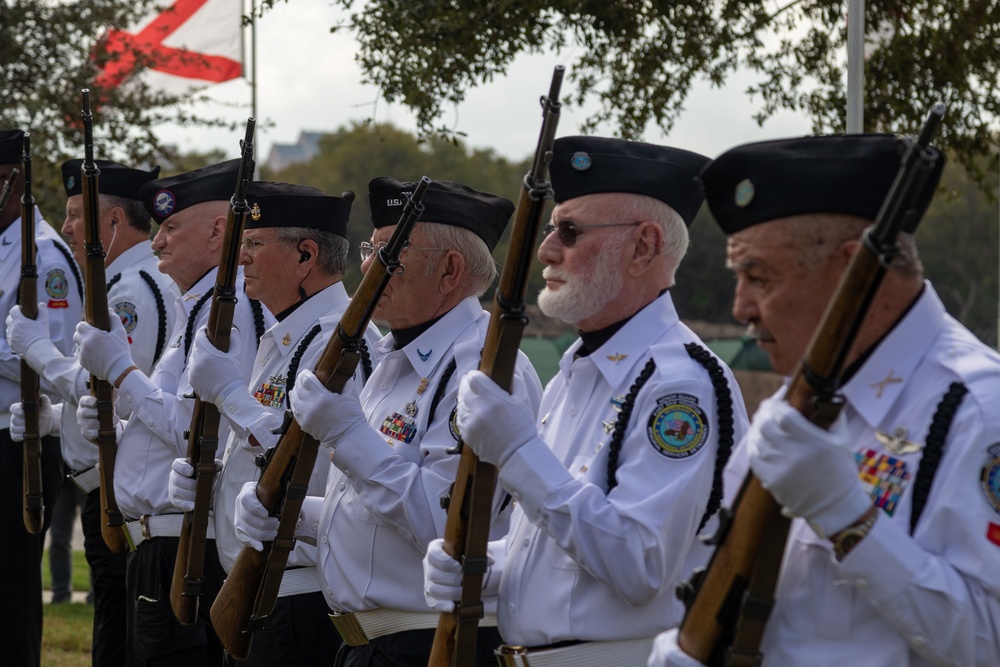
[125, 535, 227, 667]
[0, 428, 64, 667]
[82, 487, 128, 666]
[339, 626, 503, 667]
[223, 590, 342, 667]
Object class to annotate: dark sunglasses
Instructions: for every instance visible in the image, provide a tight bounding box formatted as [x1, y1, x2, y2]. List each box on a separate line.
[543, 220, 641, 248]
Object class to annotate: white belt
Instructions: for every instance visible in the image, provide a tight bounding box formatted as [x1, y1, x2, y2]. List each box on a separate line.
[277, 566, 320, 598]
[330, 608, 497, 646]
[497, 638, 654, 667]
[71, 465, 101, 494]
[123, 513, 215, 552]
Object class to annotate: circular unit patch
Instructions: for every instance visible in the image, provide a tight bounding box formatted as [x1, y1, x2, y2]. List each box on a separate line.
[45, 269, 69, 299]
[448, 406, 461, 442]
[647, 393, 708, 459]
[153, 189, 176, 217]
[980, 443, 1000, 516]
[115, 301, 139, 334]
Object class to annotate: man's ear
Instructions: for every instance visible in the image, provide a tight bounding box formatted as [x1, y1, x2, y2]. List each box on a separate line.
[627, 221, 662, 277]
[207, 214, 228, 251]
[438, 250, 466, 294]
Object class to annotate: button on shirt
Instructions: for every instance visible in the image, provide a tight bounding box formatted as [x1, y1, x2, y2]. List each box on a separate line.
[316, 297, 543, 612]
[496, 292, 750, 646]
[735, 284, 1000, 666]
[0, 210, 83, 423]
[213, 281, 382, 575]
[29, 241, 178, 471]
[114, 270, 273, 519]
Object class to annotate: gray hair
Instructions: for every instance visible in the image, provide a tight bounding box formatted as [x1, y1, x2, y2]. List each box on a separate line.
[418, 222, 498, 296]
[102, 194, 152, 234]
[796, 215, 923, 278]
[616, 193, 689, 285]
[274, 226, 349, 277]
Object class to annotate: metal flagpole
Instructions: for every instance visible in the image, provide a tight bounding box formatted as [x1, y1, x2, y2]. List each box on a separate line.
[846, 0, 864, 133]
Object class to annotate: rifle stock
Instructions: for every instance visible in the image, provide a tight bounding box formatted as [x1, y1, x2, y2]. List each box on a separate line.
[428, 65, 564, 667]
[78, 90, 128, 555]
[676, 104, 946, 666]
[19, 135, 43, 534]
[171, 117, 256, 626]
[211, 176, 432, 660]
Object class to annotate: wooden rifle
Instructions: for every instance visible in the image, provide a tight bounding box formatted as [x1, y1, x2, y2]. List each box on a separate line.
[427, 65, 564, 667]
[676, 104, 946, 666]
[79, 89, 129, 554]
[170, 118, 256, 625]
[19, 134, 43, 534]
[210, 176, 432, 660]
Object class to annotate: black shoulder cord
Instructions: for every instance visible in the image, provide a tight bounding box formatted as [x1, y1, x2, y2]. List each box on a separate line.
[50, 239, 85, 302]
[105, 273, 122, 291]
[684, 342, 736, 532]
[604, 344, 736, 533]
[285, 324, 323, 400]
[359, 338, 373, 383]
[250, 297, 266, 350]
[426, 358, 459, 426]
[181, 288, 215, 369]
[138, 270, 168, 363]
[910, 381, 968, 534]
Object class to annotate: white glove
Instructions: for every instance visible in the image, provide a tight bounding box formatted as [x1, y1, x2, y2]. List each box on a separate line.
[9, 396, 56, 441]
[234, 481, 278, 552]
[74, 311, 134, 382]
[76, 394, 124, 442]
[748, 396, 873, 537]
[289, 370, 367, 445]
[423, 538, 464, 613]
[188, 326, 245, 407]
[168, 457, 222, 512]
[647, 629, 708, 667]
[457, 370, 538, 468]
[5, 303, 49, 357]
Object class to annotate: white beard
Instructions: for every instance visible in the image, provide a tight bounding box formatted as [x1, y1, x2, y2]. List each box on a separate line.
[538, 238, 625, 324]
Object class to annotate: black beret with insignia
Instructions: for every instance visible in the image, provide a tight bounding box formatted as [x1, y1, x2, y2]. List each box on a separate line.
[0, 129, 25, 165]
[61, 160, 161, 200]
[702, 133, 945, 235]
[549, 136, 712, 226]
[244, 182, 353, 238]
[368, 177, 514, 251]
[138, 159, 241, 224]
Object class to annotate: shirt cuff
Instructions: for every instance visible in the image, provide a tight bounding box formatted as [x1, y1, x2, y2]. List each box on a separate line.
[218, 385, 280, 449]
[497, 436, 574, 520]
[118, 368, 157, 409]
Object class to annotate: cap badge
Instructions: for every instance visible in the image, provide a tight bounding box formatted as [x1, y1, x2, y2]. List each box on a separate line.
[251, 203, 261, 221]
[153, 189, 176, 217]
[570, 152, 592, 171]
[734, 179, 755, 207]
[67, 176, 75, 190]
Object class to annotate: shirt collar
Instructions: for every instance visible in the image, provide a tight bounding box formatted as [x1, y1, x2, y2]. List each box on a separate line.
[264, 281, 349, 359]
[106, 240, 154, 276]
[380, 296, 484, 376]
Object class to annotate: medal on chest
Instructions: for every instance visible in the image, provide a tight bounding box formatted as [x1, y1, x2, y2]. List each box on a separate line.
[254, 374, 287, 408]
[856, 445, 912, 516]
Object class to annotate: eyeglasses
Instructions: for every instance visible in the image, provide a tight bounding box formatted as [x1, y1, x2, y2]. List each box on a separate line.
[241, 236, 280, 256]
[359, 240, 447, 262]
[543, 220, 642, 248]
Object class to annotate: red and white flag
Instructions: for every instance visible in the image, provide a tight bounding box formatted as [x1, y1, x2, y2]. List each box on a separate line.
[95, 0, 244, 96]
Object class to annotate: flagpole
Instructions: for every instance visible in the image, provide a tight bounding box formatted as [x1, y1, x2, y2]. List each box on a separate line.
[846, 0, 864, 133]
[250, 0, 259, 178]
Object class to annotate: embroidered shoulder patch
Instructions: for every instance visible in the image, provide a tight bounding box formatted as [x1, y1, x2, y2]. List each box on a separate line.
[980, 443, 1000, 516]
[115, 301, 139, 334]
[45, 268, 70, 308]
[647, 393, 708, 459]
[448, 406, 461, 442]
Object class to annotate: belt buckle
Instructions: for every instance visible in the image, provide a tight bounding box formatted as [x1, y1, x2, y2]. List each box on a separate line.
[329, 611, 370, 647]
[139, 514, 151, 539]
[496, 645, 529, 667]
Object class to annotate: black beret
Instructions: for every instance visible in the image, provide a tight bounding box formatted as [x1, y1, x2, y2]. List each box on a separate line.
[549, 136, 712, 226]
[245, 182, 353, 239]
[138, 159, 241, 224]
[0, 129, 25, 165]
[61, 160, 161, 200]
[368, 177, 514, 251]
[702, 134, 945, 235]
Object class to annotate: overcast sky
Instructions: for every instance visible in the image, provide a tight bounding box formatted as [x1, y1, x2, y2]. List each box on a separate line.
[159, 1, 817, 165]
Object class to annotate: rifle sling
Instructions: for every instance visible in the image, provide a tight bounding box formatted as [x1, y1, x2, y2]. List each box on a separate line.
[454, 456, 496, 666]
[722, 511, 789, 667]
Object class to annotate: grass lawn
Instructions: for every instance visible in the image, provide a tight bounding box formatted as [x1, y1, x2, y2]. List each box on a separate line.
[42, 550, 93, 667]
